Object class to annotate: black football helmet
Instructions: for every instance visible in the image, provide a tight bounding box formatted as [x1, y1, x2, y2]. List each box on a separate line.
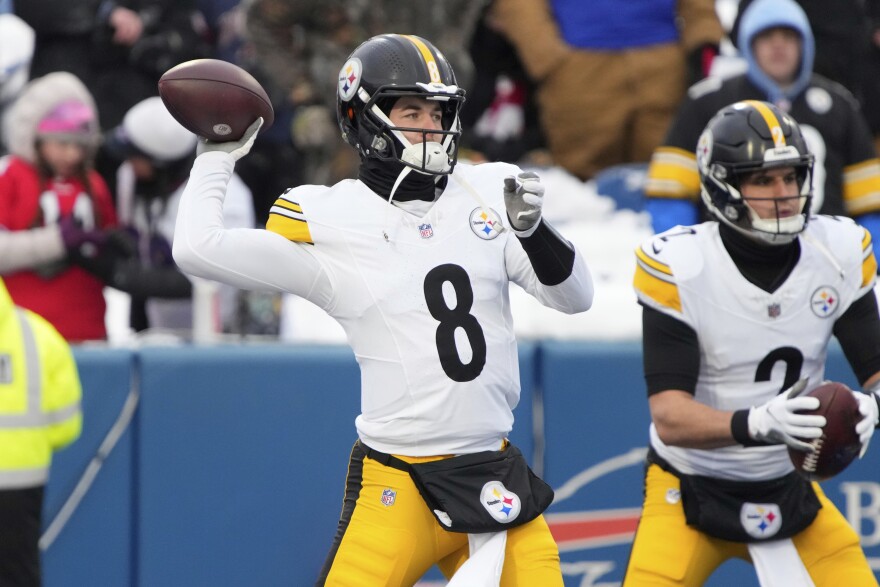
[697, 100, 814, 244]
[336, 34, 465, 175]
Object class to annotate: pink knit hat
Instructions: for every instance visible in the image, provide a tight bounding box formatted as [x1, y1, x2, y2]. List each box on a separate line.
[36, 100, 95, 139]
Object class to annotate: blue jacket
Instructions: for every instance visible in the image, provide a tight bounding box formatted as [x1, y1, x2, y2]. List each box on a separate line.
[550, 0, 679, 50]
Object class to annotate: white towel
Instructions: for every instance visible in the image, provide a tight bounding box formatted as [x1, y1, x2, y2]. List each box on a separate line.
[748, 539, 814, 586]
[446, 531, 507, 587]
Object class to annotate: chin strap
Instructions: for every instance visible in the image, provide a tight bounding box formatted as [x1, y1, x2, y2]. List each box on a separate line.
[382, 166, 415, 242]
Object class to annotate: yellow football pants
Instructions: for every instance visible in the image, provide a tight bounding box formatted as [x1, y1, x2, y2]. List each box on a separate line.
[623, 463, 878, 586]
[318, 441, 562, 586]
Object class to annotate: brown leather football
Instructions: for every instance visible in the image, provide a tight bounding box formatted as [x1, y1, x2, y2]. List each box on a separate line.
[158, 59, 274, 142]
[788, 381, 861, 481]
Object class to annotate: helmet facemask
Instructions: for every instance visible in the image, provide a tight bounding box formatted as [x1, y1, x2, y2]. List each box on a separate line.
[703, 158, 813, 245]
[354, 84, 464, 176]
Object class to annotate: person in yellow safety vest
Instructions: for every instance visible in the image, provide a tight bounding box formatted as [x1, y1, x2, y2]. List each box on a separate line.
[0, 275, 82, 586]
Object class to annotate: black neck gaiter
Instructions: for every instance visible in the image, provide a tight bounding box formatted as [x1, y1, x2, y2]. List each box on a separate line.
[719, 223, 800, 293]
[358, 158, 444, 203]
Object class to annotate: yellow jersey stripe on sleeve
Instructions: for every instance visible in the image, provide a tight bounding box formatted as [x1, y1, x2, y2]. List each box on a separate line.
[862, 228, 877, 288]
[635, 246, 673, 276]
[273, 199, 303, 214]
[843, 159, 880, 215]
[644, 147, 700, 199]
[633, 247, 681, 312]
[266, 196, 313, 244]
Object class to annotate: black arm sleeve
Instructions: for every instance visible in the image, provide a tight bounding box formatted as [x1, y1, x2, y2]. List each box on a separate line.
[515, 219, 576, 286]
[833, 291, 880, 385]
[642, 304, 700, 396]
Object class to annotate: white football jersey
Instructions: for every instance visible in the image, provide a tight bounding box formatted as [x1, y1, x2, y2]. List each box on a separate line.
[634, 217, 877, 480]
[174, 153, 593, 456]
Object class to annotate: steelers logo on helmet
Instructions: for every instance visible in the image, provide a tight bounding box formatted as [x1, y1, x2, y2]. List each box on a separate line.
[338, 58, 362, 103]
[696, 129, 713, 175]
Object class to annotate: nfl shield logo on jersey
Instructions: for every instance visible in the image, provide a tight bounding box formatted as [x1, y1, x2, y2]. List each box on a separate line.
[767, 303, 781, 318]
[418, 223, 434, 239]
[381, 488, 396, 507]
[740, 502, 782, 539]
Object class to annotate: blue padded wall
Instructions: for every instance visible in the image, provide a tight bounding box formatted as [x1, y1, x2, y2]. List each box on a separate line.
[540, 341, 653, 586]
[43, 348, 135, 587]
[136, 344, 361, 587]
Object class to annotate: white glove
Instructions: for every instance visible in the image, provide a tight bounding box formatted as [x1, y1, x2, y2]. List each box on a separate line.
[503, 171, 544, 233]
[855, 390, 880, 458]
[748, 379, 826, 452]
[197, 118, 263, 161]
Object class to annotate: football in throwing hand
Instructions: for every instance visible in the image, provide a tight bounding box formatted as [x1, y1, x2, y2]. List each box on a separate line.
[158, 59, 274, 142]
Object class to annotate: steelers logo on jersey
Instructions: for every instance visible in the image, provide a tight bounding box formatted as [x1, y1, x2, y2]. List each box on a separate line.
[810, 286, 839, 318]
[480, 480, 521, 523]
[469, 207, 503, 240]
[740, 503, 782, 539]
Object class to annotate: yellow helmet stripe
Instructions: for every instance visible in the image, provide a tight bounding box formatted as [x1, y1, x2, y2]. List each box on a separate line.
[743, 100, 786, 148]
[402, 35, 441, 84]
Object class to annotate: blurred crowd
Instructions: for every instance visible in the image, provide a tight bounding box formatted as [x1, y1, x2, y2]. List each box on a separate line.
[2, 0, 880, 345]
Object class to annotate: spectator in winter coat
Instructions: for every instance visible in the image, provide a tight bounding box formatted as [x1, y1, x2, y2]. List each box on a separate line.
[0, 72, 117, 342]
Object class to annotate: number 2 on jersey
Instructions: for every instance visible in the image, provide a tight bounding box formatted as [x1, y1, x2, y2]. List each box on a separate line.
[755, 346, 804, 393]
[424, 264, 487, 382]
